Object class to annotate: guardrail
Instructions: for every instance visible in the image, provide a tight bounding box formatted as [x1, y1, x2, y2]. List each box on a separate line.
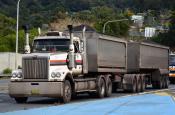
[0, 74, 11, 78]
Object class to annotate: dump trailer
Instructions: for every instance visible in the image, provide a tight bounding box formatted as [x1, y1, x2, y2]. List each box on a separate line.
[9, 25, 169, 103]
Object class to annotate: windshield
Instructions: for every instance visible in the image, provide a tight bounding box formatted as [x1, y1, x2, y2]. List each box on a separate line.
[170, 55, 175, 66]
[33, 39, 70, 53]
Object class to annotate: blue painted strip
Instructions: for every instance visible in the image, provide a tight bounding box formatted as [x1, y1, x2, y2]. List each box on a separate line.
[1, 94, 175, 115]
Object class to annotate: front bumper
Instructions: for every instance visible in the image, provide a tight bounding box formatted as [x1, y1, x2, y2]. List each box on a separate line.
[9, 81, 63, 98]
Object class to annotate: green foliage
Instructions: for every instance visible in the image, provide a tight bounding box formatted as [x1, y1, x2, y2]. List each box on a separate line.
[3, 68, 12, 74]
[152, 11, 175, 49]
[0, 13, 16, 52]
[72, 6, 130, 37]
[0, 0, 175, 28]
[90, 7, 129, 36]
[0, 0, 175, 51]
[0, 13, 38, 52]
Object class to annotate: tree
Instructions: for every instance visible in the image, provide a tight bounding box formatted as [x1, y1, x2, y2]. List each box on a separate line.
[152, 11, 175, 50]
[91, 6, 130, 37]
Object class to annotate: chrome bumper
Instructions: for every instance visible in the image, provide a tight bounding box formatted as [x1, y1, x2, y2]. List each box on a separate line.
[9, 81, 63, 98]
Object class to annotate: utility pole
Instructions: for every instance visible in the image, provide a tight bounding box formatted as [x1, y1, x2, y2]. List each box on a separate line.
[15, 0, 21, 69]
[103, 19, 128, 34]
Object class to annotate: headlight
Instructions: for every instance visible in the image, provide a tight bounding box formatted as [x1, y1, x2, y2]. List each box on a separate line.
[51, 72, 61, 78]
[12, 72, 22, 78]
[12, 73, 17, 78]
[17, 73, 22, 78]
[51, 72, 56, 78]
[56, 72, 61, 77]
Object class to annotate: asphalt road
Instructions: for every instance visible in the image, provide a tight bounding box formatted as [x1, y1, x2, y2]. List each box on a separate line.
[0, 79, 175, 113]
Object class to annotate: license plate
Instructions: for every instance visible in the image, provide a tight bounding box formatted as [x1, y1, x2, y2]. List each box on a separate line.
[31, 89, 40, 95]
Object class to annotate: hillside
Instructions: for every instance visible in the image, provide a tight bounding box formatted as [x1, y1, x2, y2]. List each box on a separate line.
[0, 0, 175, 27]
[0, 0, 175, 52]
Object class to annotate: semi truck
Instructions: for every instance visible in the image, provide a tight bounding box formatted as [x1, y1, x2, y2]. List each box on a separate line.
[9, 25, 169, 103]
[169, 53, 175, 84]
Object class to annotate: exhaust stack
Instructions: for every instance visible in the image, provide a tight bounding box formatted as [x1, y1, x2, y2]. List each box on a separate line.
[67, 25, 75, 70]
[38, 27, 41, 35]
[23, 25, 30, 54]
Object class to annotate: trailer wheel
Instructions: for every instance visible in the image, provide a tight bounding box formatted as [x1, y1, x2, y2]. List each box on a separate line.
[162, 76, 166, 89]
[96, 77, 105, 98]
[105, 77, 112, 97]
[164, 76, 169, 88]
[141, 75, 146, 92]
[159, 76, 163, 89]
[60, 80, 72, 103]
[136, 75, 141, 92]
[131, 76, 137, 93]
[14, 97, 28, 103]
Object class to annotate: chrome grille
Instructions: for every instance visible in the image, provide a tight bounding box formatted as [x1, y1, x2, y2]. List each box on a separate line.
[22, 57, 48, 79]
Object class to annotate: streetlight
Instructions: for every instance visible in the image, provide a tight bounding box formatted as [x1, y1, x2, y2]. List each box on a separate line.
[102, 19, 129, 34]
[15, 0, 21, 69]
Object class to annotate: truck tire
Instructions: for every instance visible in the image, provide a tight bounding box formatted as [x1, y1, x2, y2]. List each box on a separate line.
[131, 76, 137, 93]
[159, 76, 164, 89]
[140, 75, 146, 92]
[60, 80, 72, 103]
[14, 97, 28, 103]
[105, 77, 112, 97]
[136, 75, 141, 92]
[162, 76, 166, 89]
[164, 76, 169, 88]
[96, 77, 105, 98]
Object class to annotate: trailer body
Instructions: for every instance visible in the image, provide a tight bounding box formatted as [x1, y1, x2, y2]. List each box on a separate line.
[74, 31, 169, 74]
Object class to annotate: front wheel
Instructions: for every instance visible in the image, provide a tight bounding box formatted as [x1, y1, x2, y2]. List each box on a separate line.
[60, 80, 72, 103]
[14, 97, 28, 103]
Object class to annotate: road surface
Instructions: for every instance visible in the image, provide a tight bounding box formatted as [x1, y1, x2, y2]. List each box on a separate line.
[0, 79, 175, 113]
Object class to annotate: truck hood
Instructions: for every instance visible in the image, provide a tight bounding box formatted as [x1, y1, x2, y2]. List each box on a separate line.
[22, 52, 68, 60]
